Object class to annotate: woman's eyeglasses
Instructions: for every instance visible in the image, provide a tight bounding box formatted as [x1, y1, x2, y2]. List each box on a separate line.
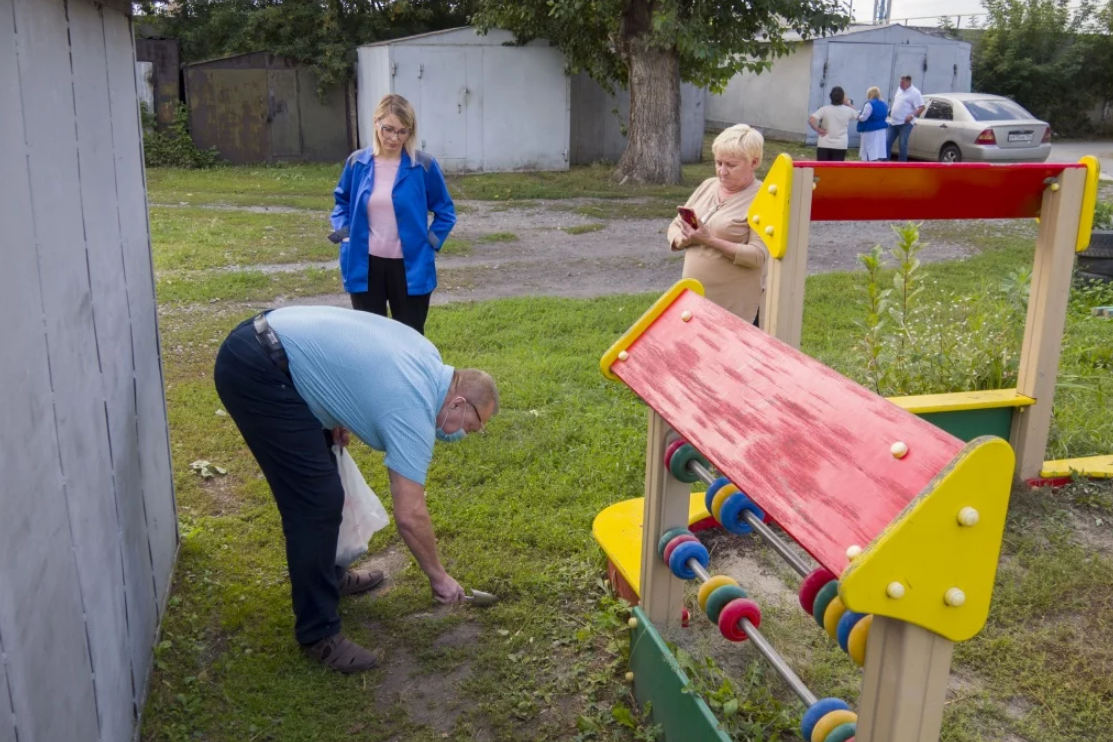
[378, 122, 410, 140]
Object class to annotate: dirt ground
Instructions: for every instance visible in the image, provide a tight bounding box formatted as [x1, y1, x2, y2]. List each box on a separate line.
[240, 199, 988, 309]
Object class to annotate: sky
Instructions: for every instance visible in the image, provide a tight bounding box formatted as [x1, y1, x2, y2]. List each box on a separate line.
[848, 0, 989, 25]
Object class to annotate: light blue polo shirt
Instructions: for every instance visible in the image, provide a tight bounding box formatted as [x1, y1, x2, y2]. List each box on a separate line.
[265, 306, 453, 485]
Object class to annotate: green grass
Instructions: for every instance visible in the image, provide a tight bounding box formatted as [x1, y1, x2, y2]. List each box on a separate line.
[145, 274, 1113, 742]
[150, 207, 333, 271]
[572, 199, 681, 220]
[145, 136, 815, 208]
[143, 152, 1113, 742]
[440, 237, 471, 257]
[477, 232, 519, 243]
[156, 268, 341, 305]
[147, 163, 341, 211]
[562, 223, 608, 235]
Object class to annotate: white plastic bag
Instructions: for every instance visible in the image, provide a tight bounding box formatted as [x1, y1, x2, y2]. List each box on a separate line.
[334, 445, 390, 567]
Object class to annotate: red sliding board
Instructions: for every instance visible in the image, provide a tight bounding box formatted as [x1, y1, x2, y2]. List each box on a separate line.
[798, 161, 1083, 222]
[611, 289, 966, 576]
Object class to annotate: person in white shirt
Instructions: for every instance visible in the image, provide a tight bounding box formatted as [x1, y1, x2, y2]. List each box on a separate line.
[808, 86, 860, 161]
[886, 74, 926, 162]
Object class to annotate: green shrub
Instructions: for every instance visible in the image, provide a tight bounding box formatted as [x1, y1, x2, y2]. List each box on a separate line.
[143, 103, 221, 170]
[855, 222, 1029, 397]
[1094, 200, 1113, 230]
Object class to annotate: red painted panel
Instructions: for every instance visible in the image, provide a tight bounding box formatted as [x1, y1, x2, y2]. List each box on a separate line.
[795, 161, 1083, 222]
[613, 290, 965, 577]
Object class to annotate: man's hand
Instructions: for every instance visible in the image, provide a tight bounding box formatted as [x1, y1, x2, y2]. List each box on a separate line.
[331, 426, 351, 448]
[431, 572, 464, 604]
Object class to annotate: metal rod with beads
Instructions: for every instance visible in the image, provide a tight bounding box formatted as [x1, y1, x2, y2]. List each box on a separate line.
[665, 438, 877, 668]
[656, 524, 859, 742]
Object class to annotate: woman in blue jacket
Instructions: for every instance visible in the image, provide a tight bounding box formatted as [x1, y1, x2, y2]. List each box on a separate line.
[331, 94, 456, 335]
[856, 86, 889, 162]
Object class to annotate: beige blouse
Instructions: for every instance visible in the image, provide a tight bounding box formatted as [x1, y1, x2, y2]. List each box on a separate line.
[667, 177, 767, 323]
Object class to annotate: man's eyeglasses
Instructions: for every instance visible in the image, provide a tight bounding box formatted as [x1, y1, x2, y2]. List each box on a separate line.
[378, 122, 410, 140]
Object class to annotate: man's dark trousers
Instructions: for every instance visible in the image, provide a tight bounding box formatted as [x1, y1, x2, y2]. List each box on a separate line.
[213, 317, 347, 645]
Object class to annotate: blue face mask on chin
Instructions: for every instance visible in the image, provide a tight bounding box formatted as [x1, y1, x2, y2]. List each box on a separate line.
[435, 397, 468, 443]
[435, 427, 466, 443]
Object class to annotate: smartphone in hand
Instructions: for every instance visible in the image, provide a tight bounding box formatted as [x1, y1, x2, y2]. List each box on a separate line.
[677, 206, 699, 229]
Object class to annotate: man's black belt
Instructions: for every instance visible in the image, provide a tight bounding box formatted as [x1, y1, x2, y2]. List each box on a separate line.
[253, 312, 290, 377]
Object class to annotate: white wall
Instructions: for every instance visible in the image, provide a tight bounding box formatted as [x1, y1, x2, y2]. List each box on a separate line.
[356, 45, 392, 150]
[358, 29, 570, 172]
[706, 27, 972, 145]
[0, 1, 177, 740]
[706, 46, 814, 141]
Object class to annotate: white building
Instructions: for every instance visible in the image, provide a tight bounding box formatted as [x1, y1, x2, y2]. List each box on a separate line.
[357, 27, 706, 172]
[707, 25, 972, 147]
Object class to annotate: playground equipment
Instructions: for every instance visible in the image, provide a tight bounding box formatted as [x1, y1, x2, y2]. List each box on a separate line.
[747, 156, 1107, 481]
[596, 279, 1015, 741]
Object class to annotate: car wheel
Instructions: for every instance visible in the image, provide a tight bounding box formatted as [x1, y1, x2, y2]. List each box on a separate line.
[939, 144, 962, 163]
[1079, 231, 1113, 258]
[1077, 257, 1113, 277]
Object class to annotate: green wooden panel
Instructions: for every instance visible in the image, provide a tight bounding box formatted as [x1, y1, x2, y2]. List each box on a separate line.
[915, 407, 1015, 443]
[629, 607, 731, 742]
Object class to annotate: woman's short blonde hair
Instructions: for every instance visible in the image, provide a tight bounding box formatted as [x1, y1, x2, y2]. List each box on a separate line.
[867, 86, 881, 100]
[372, 93, 417, 158]
[712, 124, 764, 168]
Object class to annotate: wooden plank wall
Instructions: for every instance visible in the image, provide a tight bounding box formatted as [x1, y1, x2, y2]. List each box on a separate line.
[0, 1, 178, 740]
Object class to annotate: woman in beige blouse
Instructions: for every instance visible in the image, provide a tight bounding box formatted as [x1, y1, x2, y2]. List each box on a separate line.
[668, 124, 767, 324]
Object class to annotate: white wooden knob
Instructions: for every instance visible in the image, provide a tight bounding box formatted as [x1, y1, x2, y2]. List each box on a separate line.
[752, 215, 761, 224]
[1050, 182, 1060, 192]
[618, 350, 629, 361]
[846, 545, 863, 560]
[628, 617, 638, 628]
[945, 588, 966, 607]
[625, 671, 635, 682]
[681, 310, 692, 322]
[765, 226, 774, 236]
[768, 184, 778, 195]
[887, 582, 905, 599]
[957, 507, 980, 527]
[891, 441, 909, 459]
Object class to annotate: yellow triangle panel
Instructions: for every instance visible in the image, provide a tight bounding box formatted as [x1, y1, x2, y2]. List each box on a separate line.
[840, 437, 1014, 642]
[747, 153, 793, 259]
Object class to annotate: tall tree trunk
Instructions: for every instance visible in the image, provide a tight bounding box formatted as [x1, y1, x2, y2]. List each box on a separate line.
[615, 0, 682, 185]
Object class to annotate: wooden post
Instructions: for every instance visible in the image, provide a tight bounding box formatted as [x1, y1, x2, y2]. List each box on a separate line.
[639, 410, 692, 627]
[855, 617, 954, 742]
[762, 167, 814, 349]
[1010, 168, 1085, 479]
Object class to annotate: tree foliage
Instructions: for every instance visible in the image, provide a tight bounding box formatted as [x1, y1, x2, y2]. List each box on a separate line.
[472, 0, 849, 95]
[472, 0, 848, 184]
[972, 0, 1113, 136]
[136, 0, 474, 94]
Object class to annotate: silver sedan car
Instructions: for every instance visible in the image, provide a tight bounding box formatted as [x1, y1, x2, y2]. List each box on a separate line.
[905, 93, 1051, 163]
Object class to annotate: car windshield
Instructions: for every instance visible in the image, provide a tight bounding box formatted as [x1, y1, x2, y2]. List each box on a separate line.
[962, 99, 1034, 121]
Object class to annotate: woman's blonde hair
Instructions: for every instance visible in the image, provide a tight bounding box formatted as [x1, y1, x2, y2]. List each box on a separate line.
[867, 86, 881, 100]
[372, 93, 417, 158]
[712, 124, 765, 168]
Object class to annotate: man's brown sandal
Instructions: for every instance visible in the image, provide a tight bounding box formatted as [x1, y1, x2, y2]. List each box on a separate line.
[303, 634, 381, 674]
[339, 567, 384, 597]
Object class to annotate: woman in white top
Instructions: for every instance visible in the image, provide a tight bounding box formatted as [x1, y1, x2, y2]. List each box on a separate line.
[807, 86, 859, 161]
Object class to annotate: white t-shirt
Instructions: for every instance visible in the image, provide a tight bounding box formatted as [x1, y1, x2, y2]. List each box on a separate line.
[810, 104, 859, 149]
[888, 84, 925, 125]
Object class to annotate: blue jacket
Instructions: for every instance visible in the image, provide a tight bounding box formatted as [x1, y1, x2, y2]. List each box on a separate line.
[857, 99, 889, 133]
[331, 148, 456, 296]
